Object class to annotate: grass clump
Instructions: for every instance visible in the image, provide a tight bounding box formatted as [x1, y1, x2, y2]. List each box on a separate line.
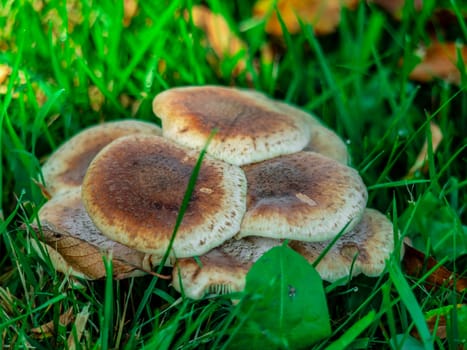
[1, 0, 466, 349]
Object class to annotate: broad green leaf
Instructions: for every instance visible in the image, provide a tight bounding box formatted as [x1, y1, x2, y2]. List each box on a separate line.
[400, 192, 467, 260]
[228, 245, 331, 349]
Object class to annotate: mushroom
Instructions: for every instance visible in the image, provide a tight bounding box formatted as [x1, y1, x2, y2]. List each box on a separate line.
[41, 119, 161, 196]
[81, 134, 247, 258]
[289, 208, 398, 281]
[303, 125, 349, 165]
[238, 151, 368, 242]
[152, 86, 311, 166]
[31, 187, 162, 280]
[31, 85, 401, 300]
[239, 88, 349, 164]
[172, 208, 396, 299]
[172, 237, 281, 299]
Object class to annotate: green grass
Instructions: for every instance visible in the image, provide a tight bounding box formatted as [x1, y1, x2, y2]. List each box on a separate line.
[1, 0, 467, 348]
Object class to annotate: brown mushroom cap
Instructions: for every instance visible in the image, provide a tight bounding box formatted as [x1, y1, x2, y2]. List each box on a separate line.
[31, 188, 161, 279]
[303, 124, 349, 164]
[240, 89, 349, 164]
[238, 151, 367, 242]
[289, 208, 397, 281]
[172, 237, 281, 299]
[172, 208, 396, 299]
[41, 120, 161, 196]
[82, 134, 247, 258]
[152, 86, 311, 166]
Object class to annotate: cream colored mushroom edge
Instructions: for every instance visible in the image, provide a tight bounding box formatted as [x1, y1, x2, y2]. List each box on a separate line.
[32, 85, 402, 300]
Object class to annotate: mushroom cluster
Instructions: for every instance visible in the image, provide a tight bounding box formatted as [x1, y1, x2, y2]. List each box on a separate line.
[33, 86, 399, 299]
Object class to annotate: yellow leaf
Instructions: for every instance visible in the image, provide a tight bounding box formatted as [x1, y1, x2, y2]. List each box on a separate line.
[0, 64, 12, 84]
[189, 5, 248, 77]
[123, 0, 139, 27]
[409, 40, 467, 85]
[88, 85, 105, 112]
[368, 0, 422, 18]
[253, 0, 358, 36]
[31, 307, 74, 339]
[67, 304, 90, 350]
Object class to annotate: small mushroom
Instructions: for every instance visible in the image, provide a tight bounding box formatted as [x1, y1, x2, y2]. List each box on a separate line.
[238, 151, 368, 242]
[81, 134, 247, 258]
[31, 188, 162, 280]
[172, 208, 396, 299]
[152, 86, 311, 166]
[41, 120, 161, 196]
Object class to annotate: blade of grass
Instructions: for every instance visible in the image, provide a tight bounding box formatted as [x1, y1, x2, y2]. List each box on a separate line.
[99, 253, 114, 350]
[388, 260, 433, 349]
[303, 26, 354, 140]
[326, 310, 376, 350]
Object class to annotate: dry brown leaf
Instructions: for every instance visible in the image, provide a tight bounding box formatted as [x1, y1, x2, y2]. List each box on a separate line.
[409, 40, 467, 85]
[405, 122, 443, 178]
[0, 287, 17, 316]
[0, 2, 18, 50]
[0, 67, 47, 106]
[123, 0, 139, 27]
[31, 307, 74, 339]
[189, 5, 249, 77]
[0, 64, 12, 84]
[403, 243, 467, 293]
[411, 304, 466, 341]
[67, 304, 90, 350]
[368, 0, 423, 18]
[32, 178, 52, 200]
[31, 189, 168, 280]
[88, 85, 105, 112]
[253, 0, 359, 36]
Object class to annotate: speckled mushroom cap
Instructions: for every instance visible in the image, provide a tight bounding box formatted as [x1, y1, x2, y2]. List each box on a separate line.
[240, 89, 349, 164]
[172, 208, 395, 299]
[42, 120, 162, 196]
[303, 124, 349, 165]
[289, 208, 396, 281]
[238, 151, 367, 242]
[152, 86, 311, 166]
[32, 187, 162, 280]
[81, 134, 247, 258]
[172, 237, 281, 299]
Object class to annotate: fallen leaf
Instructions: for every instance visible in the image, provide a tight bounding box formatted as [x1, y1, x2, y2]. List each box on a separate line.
[0, 67, 48, 106]
[32, 178, 52, 200]
[253, 0, 358, 36]
[409, 40, 467, 85]
[67, 304, 90, 350]
[42, 0, 83, 42]
[189, 5, 249, 77]
[0, 64, 12, 84]
[31, 307, 74, 339]
[368, 0, 423, 18]
[88, 85, 105, 112]
[402, 243, 467, 293]
[411, 304, 467, 342]
[30, 188, 169, 280]
[0, 287, 17, 316]
[405, 122, 443, 178]
[0, 2, 18, 50]
[123, 0, 139, 27]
